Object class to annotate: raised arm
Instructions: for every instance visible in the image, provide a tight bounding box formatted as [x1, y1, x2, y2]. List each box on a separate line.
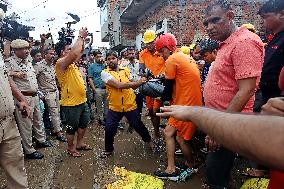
[39, 34, 46, 56]
[56, 28, 88, 72]
[3, 40, 11, 59]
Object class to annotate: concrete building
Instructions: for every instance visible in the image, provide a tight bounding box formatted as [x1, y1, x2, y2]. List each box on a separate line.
[98, 0, 266, 51]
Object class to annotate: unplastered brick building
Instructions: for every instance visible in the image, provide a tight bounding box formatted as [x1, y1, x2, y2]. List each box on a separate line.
[98, 0, 266, 51]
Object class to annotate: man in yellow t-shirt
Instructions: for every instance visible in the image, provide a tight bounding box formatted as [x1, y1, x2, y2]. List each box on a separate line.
[55, 28, 92, 157]
[100, 51, 154, 158]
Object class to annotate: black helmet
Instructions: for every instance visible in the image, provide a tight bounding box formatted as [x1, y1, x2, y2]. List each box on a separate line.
[139, 78, 164, 98]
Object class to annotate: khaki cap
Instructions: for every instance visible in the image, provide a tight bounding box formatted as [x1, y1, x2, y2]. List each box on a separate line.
[11, 39, 30, 49]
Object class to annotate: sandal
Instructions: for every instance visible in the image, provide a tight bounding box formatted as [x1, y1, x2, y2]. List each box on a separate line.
[99, 151, 113, 158]
[179, 167, 198, 181]
[76, 144, 93, 151]
[67, 150, 82, 158]
[154, 170, 180, 182]
[175, 162, 188, 170]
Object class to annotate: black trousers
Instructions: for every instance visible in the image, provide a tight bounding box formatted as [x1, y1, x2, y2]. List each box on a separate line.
[206, 148, 235, 188]
[135, 93, 144, 115]
[253, 90, 269, 112]
[105, 109, 151, 152]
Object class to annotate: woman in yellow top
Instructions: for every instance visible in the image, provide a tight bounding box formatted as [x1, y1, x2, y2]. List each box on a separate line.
[100, 51, 155, 158]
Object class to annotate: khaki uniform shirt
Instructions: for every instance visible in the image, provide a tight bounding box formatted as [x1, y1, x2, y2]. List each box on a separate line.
[0, 54, 15, 119]
[5, 55, 38, 93]
[33, 60, 57, 92]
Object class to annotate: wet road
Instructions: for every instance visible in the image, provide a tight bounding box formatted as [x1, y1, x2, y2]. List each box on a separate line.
[0, 117, 204, 189]
[52, 118, 204, 189]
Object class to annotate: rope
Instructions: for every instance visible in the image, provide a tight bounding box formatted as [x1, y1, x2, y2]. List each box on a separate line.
[18, 0, 50, 15]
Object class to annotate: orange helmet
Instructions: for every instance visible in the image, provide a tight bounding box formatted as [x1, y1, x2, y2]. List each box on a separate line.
[154, 33, 177, 52]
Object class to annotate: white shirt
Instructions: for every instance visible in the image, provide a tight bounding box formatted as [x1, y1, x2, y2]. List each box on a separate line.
[122, 60, 141, 93]
[101, 71, 113, 83]
[121, 60, 140, 81]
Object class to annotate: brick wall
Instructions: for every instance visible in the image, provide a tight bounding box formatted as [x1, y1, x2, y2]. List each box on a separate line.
[121, 23, 137, 40]
[120, 0, 265, 47]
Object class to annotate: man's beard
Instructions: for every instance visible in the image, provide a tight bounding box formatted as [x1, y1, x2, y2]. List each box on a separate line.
[129, 57, 134, 62]
[108, 62, 118, 70]
[96, 58, 103, 64]
[45, 56, 54, 64]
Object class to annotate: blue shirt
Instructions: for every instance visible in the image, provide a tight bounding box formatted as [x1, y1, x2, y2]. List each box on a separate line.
[88, 62, 105, 88]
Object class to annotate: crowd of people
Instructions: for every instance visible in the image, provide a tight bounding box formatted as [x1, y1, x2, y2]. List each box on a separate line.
[0, 0, 284, 188]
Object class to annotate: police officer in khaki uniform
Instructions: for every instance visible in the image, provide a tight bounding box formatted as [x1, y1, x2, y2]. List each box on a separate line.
[33, 48, 66, 142]
[6, 39, 52, 159]
[0, 52, 29, 188]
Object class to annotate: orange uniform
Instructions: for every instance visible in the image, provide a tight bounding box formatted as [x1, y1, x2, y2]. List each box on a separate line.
[139, 49, 166, 110]
[165, 50, 203, 140]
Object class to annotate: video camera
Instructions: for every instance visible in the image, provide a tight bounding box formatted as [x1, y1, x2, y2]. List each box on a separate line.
[0, 2, 34, 41]
[1, 17, 34, 41]
[57, 22, 75, 45]
[55, 22, 76, 56]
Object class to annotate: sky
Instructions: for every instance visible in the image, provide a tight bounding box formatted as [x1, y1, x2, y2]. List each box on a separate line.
[5, 0, 109, 48]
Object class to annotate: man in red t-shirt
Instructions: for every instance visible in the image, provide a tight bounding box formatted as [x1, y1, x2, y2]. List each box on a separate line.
[203, 0, 264, 187]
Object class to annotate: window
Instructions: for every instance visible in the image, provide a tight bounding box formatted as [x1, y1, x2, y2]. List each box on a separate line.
[156, 21, 163, 31]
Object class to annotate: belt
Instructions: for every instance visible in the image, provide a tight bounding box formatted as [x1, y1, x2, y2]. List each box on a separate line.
[22, 91, 37, 97]
[44, 89, 57, 93]
[96, 87, 106, 89]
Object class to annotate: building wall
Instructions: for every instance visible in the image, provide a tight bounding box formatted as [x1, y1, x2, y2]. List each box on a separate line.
[100, 0, 131, 43]
[120, 0, 265, 48]
[121, 23, 137, 45]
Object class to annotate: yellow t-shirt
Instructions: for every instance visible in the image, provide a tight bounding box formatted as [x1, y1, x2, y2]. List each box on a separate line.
[102, 67, 137, 112]
[55, 63, 87, 106]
